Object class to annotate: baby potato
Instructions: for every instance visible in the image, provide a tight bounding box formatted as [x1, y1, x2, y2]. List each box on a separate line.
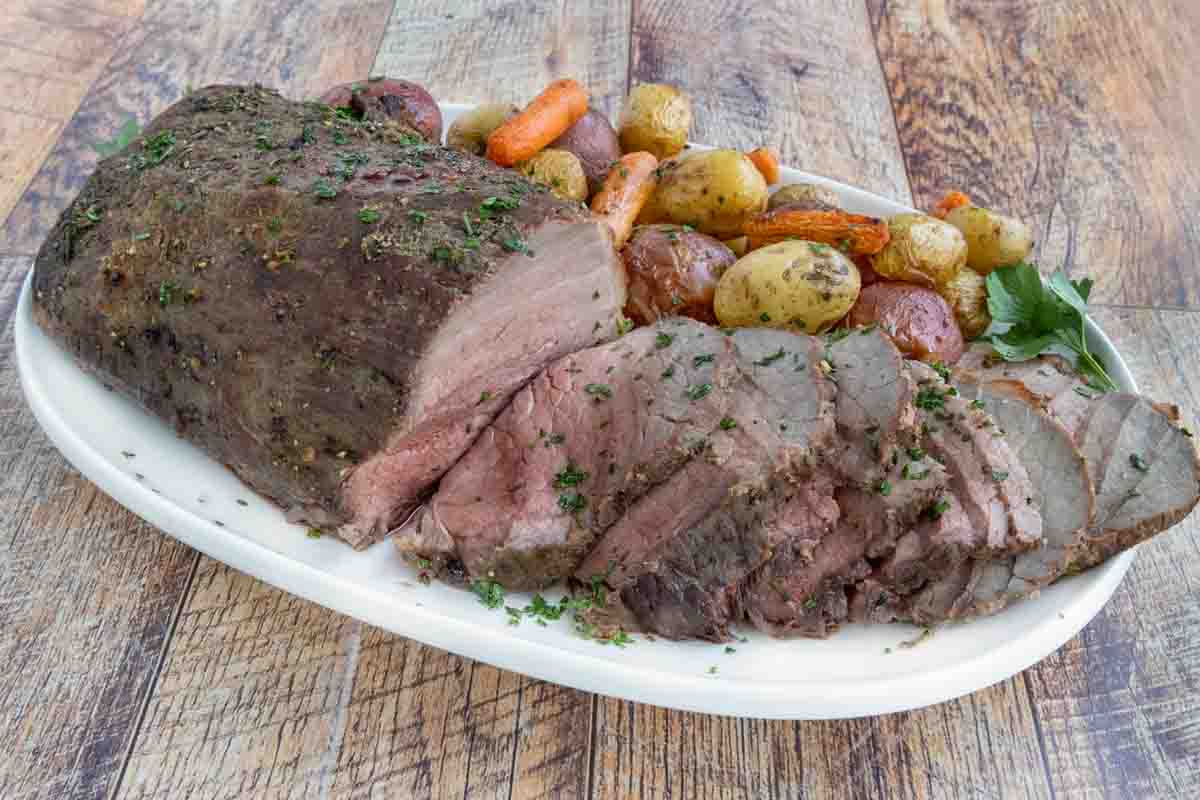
[714, 240, 861, 333]
[944, 205, 1034, 274]
[517, 148, 589, 201]
[848, 283, 965, 363]
[939, 267, 991, 339]
[622, 225, 737, 325]
[639, 149, 768, 239]
[871, 213, 967, 289]
[446, 103, 520, 155]
[550, 109, 622, 196]
[619, 83, 693, 160]
[768, 182, 840, 211]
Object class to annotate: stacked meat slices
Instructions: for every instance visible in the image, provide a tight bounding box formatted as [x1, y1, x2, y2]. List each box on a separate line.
[401, 322, 1200, 641]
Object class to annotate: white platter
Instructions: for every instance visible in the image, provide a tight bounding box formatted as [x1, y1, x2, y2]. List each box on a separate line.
[14, 103, 1136, 719]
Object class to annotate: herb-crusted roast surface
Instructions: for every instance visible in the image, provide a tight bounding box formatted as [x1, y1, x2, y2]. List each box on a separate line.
[32, 85, 625, 547]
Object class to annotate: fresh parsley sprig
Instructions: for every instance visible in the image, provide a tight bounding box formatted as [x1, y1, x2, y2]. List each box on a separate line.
[983, 263, 1117, 392]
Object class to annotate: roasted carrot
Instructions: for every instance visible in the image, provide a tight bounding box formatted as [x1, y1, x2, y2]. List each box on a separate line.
[746, 147, 780, 185]
[485, 79, 590, 167]
[590, 152, 659, 249]
[931, 190, 971, 219]
[744, 208, 890, 255]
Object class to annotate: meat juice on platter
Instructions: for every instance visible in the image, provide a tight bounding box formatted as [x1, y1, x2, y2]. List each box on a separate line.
[31, 80, 1200, 647]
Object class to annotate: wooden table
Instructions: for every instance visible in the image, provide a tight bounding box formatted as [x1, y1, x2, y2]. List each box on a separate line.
[2, 2, 1199, 797]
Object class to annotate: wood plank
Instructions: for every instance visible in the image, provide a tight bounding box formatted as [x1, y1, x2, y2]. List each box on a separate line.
[371, 0, 632, 117]
[868, 0, 1200, 309]
[1024, 307, 1200, 799]
[0, 256, 200, 800]
[111, 5, 628, 798]
[0, 1, 146, 232]
[628, 0, 911, 203]
[0, 0, 393, 255]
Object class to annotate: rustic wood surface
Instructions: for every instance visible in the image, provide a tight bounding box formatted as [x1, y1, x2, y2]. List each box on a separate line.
[1, 1, 1199, 798]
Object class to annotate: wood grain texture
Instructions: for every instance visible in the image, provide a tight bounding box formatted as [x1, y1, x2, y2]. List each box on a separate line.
[0, 1, 146, 229]
[0, 258, 200, 800]
[629, 0, 911, 204]
[0, 0, 394, 255]
[868, 0, 1200, 309]
[371, 0, 632, 117]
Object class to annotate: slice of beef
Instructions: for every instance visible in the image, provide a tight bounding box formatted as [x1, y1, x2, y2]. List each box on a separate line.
[31, 85, 624, 548]
[956, 347, 1092, 435]
[1070, 393, 1200, 570]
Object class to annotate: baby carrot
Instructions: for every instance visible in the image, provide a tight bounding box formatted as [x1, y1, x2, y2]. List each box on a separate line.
[744, 208, 890, 255]
[485, 79, 590, 167]
[746, 147, 780, 185]
[590, 152, 659, 249]
[931, 190, 971, 219]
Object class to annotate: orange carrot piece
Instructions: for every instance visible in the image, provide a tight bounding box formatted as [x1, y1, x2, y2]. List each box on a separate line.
[744, 208, 890, 255]
[485, 79, 590, 167]
[931, 190, 971, 219]
[590, 152, 659, 249]
[746, 147, 780, 184]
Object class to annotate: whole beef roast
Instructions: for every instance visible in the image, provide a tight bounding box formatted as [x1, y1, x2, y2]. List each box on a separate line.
[32, 85, 624, 548]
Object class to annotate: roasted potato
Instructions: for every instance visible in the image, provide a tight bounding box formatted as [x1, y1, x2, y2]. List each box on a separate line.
[714, 241, 861, 333]
[447, 103, 519, 155]
[638, 149, 768, 239]
[618, 83, 692, 160]
[517, 148, 589, 202]
[768, 182, 840, 211]
[622, 225, 737, 325]
[550, 109, 621, 195]
[320, 78, 443, 142]
[944, 205, 1034, 274]
[940, 267, 991, 339]
[871, 213, 967, 289]
[723, 236, 750, 257]
[848, 282, 965, 363]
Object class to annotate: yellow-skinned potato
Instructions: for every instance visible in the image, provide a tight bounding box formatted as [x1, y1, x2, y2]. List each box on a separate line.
[618, 83, 692, 160]
[768, 182, 840, 211]
[517, 148, 589, 202]
[940, 267, 992, 339]
[714, 241, 861, 333]
[638, 149, 768, 239]
[446, 103, 519, 155]
[871, 212, 966, 289]
[944, 205, 1034, 274]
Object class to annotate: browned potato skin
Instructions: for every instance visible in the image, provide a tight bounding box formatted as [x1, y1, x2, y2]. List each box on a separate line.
[768, 182, 840, 211]
[550, 109, 621, 196]
[319, 78, 442, 142]
[848, 282, 966, 364]
[940, 267, 992, 339]
[622, 225, 737, 325]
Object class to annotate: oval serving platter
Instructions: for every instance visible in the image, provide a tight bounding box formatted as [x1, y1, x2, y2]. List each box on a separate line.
[14, 103, 1136, 719]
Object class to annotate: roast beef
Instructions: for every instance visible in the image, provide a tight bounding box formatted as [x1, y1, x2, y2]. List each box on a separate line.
[31, 85, 625, 548]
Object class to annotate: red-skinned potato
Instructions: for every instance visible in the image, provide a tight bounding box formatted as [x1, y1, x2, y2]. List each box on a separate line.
[319, 78, 443, 143]
[550, 109, 621, 196]
[622, 225, 737, 325]
[848, 282, 965, 364]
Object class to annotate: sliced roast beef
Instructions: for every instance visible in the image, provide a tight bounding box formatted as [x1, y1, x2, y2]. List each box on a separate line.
[957, 346, 1092, 434]
[31, 85, 624, 548]
[1071, 393, 1200, 570]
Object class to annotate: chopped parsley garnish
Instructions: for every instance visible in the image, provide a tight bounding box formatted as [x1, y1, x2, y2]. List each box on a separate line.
[970, 399, 987, 410]
[93, 117, 140, 158]
[306, 528, 323, 539]
[803, 596, 819, 609]
[158, 281, 181, 307]
[707, 665, 719, 675]
[655, 332, 674, 349]
[725, 646, 736, 654]
[759, 312, 771, 323]
[693, 353, 715, 368]
[1074, 386, 1097, 399]
[584, 383, 612, 400]
[547, 433, 566, 445]
[462, 212, 474, 236]
[719, 417, 738, 431]
[915, 387, 946, 411]
[502, 236, 530, 254]
[478, 390, 492, 404]
[900, 462, 927, 480]
[826, 327, 852, 343]
[685, 383, 712, 402]
[931, 361, 952, 382]
[84, 206, 103, 224]
[754, 348, 786, 367]
[558, 491, 588, 513]
[358, 208, 381, 224]
[906, 447, 926, 460]
[616, 315, 635, 336]
[875, 479, 892, 496]
[991, 470, 1010, 481]
[1130, 453, 1149, 472]
[470, 578, 505, 609]
[264, 174, 281, 186]
[926, 498, 951, 519]
[552, 462, 589, 489]
[481, 195, 520, 212]
[408, 209, 428, 224]
[133, 130, 176, 170]
[661, 365, 676, 379]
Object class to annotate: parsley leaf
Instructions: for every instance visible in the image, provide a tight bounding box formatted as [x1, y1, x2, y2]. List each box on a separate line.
[983, 263, 1117, 392]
